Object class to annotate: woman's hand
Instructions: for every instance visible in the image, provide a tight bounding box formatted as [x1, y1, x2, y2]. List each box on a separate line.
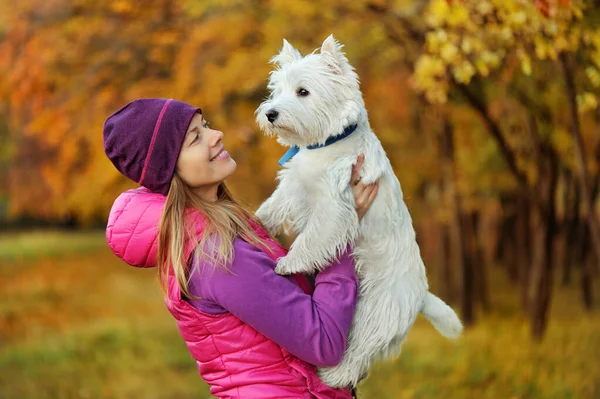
[351, 153, 379, 221]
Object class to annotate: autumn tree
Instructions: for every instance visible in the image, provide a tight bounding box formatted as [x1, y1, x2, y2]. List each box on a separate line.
[392, 0, 599, 338]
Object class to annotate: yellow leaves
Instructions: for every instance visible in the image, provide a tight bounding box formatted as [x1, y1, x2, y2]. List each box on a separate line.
[480, 50, 501, 68]
[543, 21, 559, 36]
[475, 58, 490, 77]
[475, 0, 493, 16]
[546, 44, 559, 60]
[461, 37, 474, 54]
[521, 56, 532, 76]
[416, 55, 447, 78]
[534, 34, 550, 59]
[517, 48, 532, 76]
[576, 92, 598, 113]
[589, 29, 600, 49]
[425, 31, 444, 53]
[415, 0, 596, 105]
[446, 4, 470, 27]
[425, 0, 450, 28]
[500, 26, 514, 44]
[414, 55, 448, 102]
[470, 37, 486, 54]
[591, 50, 600, 70]
[572, 4, 583, 19]
[475, 51, 504, 76]
[554, 35, 569, 52]
[453, 60, 476, 84]
[585, 67, 600, 88]
[567, 26, 582, 50]
[440, 42, 459, 63]
[413, 54, 449, 103]
[510, 11, 527, 27]
[428, 86, 450, 104]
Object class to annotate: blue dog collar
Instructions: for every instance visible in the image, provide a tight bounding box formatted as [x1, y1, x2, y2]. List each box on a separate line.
[278, 124, 358, 166]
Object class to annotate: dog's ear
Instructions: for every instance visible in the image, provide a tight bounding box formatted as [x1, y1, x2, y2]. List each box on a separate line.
[320, 35, 350, 75]
[270, 39, 302, 67]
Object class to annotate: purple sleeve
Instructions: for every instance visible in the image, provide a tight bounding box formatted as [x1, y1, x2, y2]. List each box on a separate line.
[187, 239, 358, 367]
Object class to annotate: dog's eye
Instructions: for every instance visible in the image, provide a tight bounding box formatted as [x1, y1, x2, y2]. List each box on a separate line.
[297, 88, 310, 97]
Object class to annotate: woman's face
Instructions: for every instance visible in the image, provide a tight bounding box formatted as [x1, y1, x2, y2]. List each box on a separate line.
[176, 113, 237, 195]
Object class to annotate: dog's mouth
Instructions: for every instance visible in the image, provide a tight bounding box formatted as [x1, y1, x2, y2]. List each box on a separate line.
[275, 125, 295, 134]
[268, 123, 297, 136]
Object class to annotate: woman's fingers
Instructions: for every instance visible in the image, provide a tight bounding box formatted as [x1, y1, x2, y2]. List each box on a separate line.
[355, 179, 376, 197]
[354, 181, 379, 221]
[351, 153, 365, 185]
[358, 181, 379, 207]
[367, 182, 379, 203]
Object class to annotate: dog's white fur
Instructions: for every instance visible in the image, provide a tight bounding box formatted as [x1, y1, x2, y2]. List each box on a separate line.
[255, 35, 463, 388]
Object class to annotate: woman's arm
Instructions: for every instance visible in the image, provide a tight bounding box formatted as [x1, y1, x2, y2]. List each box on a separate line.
[186, 154, 378, 366]
[187, 238, 358, 367]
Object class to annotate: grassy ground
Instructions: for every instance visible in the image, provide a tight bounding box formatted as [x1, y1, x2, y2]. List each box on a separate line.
[0, 231, 598, 399]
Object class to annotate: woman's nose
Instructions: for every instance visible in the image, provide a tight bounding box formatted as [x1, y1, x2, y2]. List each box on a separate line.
[211, 129, 224, 146]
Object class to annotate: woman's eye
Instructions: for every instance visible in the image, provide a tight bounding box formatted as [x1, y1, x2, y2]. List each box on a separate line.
[297, 88, 309, 97]
[191, 133, 200, 144]
[203, 121, 210, 128]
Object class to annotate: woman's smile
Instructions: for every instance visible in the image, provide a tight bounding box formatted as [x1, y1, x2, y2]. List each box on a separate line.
[210, 147, 229, 162]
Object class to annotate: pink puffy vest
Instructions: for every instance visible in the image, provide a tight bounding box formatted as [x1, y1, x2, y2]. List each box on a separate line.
[106, 188, 352, 398]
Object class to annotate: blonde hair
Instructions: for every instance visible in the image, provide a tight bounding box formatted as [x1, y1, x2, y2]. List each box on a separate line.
[157, 174, 271, 298]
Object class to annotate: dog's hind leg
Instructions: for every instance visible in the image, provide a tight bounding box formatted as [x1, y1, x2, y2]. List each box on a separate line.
[316, 293, 399, 388]
[317, 287, 420, 388]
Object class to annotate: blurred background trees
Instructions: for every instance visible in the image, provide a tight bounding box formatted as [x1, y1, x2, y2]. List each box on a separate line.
[0, 0, 598, 343]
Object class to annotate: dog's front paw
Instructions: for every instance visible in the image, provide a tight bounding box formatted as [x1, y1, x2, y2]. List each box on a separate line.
[275, 255, 314, 275]
[274, 256, 296, 275]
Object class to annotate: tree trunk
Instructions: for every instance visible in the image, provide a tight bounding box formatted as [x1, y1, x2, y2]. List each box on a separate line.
[516, 193, 532, 310]
[439, 120, 456, 303]
[441, 119, 474, 326]
[560, 53, 600, 288]
[530, 209, 556, 340]
[591, 153, 600, 275]
[530, 151, 559, 340]
[498, 196, 519, 281]
[460, 211, 475, 326]
[562, 175, 580, 285]
[439, 223, 455, 302]
[470, 211, 490, 311]
[580, 223, 593, 310]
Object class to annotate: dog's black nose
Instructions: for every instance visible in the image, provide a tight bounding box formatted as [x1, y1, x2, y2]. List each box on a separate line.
[266, 109, 279, 123]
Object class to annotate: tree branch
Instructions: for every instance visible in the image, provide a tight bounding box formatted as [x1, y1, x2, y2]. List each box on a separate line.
[453, 81, 529, 189]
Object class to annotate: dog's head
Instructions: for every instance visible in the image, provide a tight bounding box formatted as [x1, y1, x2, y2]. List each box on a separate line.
[256, 35, 364, 148]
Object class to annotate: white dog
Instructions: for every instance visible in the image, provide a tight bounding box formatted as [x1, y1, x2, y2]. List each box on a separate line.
[255, 35, 463, 388]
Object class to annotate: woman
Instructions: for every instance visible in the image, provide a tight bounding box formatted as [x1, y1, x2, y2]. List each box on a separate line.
[103, 98, 378, 398]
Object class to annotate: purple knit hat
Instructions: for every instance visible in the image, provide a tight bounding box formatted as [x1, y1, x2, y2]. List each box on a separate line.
[103, 98, 200, 195]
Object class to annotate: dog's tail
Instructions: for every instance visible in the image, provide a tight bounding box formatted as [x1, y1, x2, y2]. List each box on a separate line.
[421, 292, 463, 339]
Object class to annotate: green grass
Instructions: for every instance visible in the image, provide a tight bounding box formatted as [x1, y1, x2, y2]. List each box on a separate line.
[0, 231, 598, 398]
[0, 230, 107, 261]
